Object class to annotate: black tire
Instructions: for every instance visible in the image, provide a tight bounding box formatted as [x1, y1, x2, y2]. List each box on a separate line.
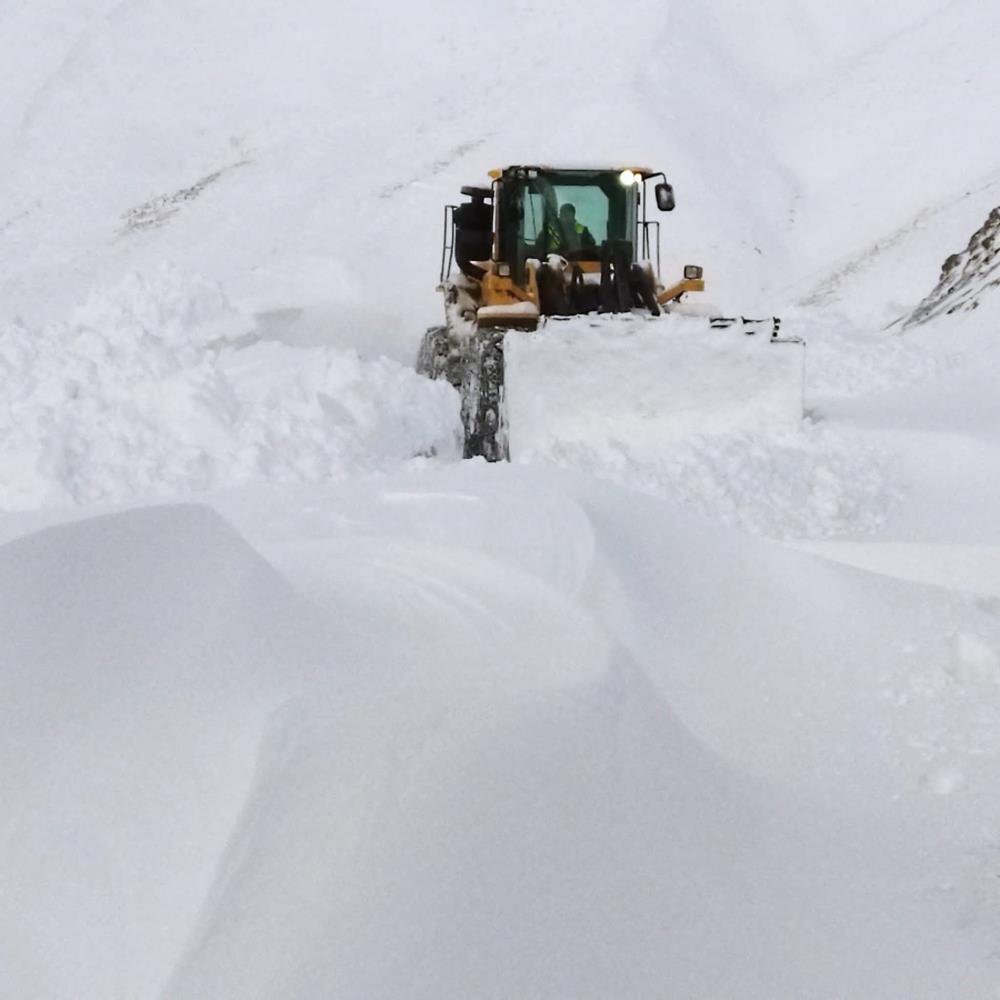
[460, 329, 507, 461]
[632, 264, 661, 316]
[416, 325, 463, 389]
[537, 262, 571, 316]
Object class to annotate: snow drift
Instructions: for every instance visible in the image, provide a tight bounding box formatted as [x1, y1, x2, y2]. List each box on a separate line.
[0, 504, 331, 998]
[3, 488, 995, 999]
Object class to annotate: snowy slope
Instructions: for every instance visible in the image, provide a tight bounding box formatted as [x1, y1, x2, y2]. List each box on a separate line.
[4, 0, 997, 340]
[776, 1, 1000, 321]
[4, 2, 1000, 998]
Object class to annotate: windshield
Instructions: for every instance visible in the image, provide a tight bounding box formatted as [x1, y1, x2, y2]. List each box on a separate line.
[519, 170, 636, 261]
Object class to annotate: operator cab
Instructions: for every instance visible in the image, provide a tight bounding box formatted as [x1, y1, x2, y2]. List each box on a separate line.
[503, 167, 637, 269]
[439, 164, 689, 326]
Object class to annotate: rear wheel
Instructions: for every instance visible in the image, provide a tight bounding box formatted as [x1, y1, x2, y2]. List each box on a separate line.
[416, 325, 463, 389]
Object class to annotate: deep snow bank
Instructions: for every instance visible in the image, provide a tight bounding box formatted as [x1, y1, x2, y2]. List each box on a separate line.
[0, 267, 460, 508]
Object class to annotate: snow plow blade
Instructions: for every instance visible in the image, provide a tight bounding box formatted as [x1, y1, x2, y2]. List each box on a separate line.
[418, 313, 805, 463]
[502, 315, 804, 462]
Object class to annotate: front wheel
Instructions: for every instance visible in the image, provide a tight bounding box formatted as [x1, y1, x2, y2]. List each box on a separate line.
[460, 329, 507, 461]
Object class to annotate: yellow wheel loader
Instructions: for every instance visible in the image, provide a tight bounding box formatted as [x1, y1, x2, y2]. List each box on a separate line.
[417, 165, 803, 461]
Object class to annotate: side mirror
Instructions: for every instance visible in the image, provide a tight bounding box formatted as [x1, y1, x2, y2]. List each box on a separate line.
[655, 182, 676, 212]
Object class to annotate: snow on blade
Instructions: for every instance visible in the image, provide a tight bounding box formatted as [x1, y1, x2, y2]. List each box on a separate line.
[504, 316, 803, 461]
[497, 315, 874, 539]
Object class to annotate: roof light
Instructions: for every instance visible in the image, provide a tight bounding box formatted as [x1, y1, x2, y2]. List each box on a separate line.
[619, 169, 636, 187]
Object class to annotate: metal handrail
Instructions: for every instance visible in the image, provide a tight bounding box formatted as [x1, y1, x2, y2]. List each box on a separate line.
[439, 205, 457, 283]
[641, 220, 661, 279]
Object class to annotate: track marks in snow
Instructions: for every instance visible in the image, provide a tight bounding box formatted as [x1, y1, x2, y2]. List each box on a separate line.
[117, 156, 252, 236]
[377, 137, 491, 200]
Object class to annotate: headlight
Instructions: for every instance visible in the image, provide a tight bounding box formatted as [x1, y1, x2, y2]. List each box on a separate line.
[619, 169, 636, 187]
[684, 265, 704, 280]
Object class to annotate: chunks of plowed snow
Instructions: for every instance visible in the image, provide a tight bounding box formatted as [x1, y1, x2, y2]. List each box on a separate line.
[0, 267, 461, 509]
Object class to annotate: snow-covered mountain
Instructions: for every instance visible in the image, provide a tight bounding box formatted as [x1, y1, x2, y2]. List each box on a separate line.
[5, 0, 998, 334]
[2, 2, 1000, 998]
